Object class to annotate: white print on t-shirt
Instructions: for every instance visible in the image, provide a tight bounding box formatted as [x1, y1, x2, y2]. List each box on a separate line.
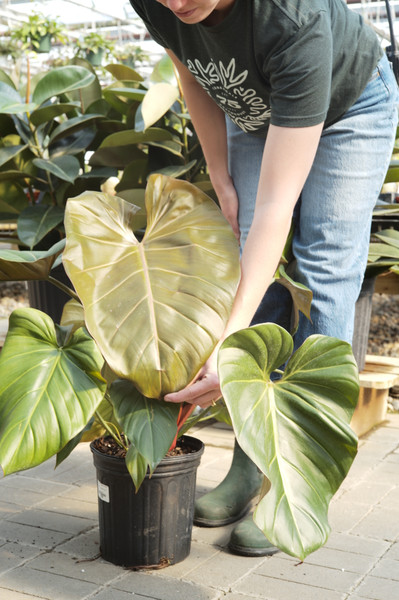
[186, 57, 271, 132]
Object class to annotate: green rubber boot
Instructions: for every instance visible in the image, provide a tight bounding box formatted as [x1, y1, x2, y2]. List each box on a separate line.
[194, 441, 263, 527]
[228, 514, 279, 557]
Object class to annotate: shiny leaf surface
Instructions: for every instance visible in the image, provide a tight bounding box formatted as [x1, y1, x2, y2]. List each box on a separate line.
[141, 83, 179, 130]
[63, 174, 240, 398]
[110, 379, 180, 490]
[32, 66, 96, 105]
[0, 308, 106, 475]
[18, 205, 65, 249]
[219, 323, 359, 560]
[0, 239, 65, 280]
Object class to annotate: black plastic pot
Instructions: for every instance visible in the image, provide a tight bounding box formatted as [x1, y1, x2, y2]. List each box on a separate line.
[352, 276, 376, 372]
[90, 435, 204, 568]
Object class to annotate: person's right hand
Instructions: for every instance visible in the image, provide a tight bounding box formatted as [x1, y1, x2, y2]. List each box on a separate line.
[212, 176, 240, 243]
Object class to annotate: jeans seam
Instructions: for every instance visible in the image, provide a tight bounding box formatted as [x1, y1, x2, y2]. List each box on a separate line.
[377, 63, 394, 96]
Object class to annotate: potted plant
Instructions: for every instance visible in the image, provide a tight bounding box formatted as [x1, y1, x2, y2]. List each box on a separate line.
[75, 31, 115, 67]
[10, 13, 68, 53]
[0, 173, 359, 566]
[0, 174, 240, 567]
[112, 43, 149, 69]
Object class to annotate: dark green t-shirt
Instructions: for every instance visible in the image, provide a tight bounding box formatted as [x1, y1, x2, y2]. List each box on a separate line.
[129, 0, 382, 135]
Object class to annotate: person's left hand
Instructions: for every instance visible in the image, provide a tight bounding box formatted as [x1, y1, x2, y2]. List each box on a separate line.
[164, 353, 222, 409]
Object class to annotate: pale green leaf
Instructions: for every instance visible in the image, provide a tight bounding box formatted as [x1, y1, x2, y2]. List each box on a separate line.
[63, 174, 240, 398]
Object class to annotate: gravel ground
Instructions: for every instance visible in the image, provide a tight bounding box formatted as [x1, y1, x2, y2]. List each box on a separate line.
[0, 281, 398, 357]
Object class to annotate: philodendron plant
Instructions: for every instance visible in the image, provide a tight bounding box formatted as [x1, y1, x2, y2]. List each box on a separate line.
[0, 175, 359, 561]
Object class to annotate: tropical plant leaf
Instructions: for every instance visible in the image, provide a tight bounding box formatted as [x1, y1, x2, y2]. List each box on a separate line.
[373, 228, 399, 250]
[63, 174, 240, 398]
[103, 86, 146, 103]
[0, 69, 16, 89]
[48, 114, 103, 145]
[29, 103, 79, 127]
[60, 298, 85, 332]
[0, 83, 36, 114]
[218, 323, 359, 560]
[150, 54, 176, 85]
[0, 170, 33, 181]
[117, 188, 147, 231]
[110, 379, 180, 490]
[0, 145, 28, 169]
[18, 204, 65, 249]
[97, 127, 174, 148]
[0, 239, 65, 280]
[141, 83, 179, 130]
[0, 308, 106, 476]
[275, 263, 313, 332]
[89, 145, 147, 169]
[32, 155, 80, 184]
[105, 64, 144, 82]
[153, 159, 197, 179]
[80, 394, 118, 443]
[0, 181, 28, 219]
[32, 66, 96, 105]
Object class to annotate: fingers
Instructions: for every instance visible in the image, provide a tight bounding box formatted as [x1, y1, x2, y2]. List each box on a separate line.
[164, 373, 222, 409]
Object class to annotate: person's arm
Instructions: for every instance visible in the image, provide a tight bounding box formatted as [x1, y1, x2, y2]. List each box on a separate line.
[166, 49, 240, 240]
[165, 121, 324, 407]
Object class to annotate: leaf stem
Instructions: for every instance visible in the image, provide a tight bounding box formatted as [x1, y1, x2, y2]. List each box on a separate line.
[47, 275, 80, 301]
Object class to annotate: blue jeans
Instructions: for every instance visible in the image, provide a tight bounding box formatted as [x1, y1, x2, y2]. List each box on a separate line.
[226, 53, 399, 351]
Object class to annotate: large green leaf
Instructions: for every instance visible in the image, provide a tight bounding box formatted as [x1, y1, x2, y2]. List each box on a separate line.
[218, 324, 359, 560]
[89, 145, 147, 169]
[98, 127, 174, 148]
[30, 103, 79, 127]
[105, 64, 144, 82]
[103, 86, 146, 103]
[0, 239, 65, 280]
[110, 379, 180, 490]
[32, 66, 96, 106]
[48, 114, 103, 145]
[32, 155, 80, 184]
[63, 174, 240, 398]
[18, 204, 65, 249]
[0, 308, 106, 476]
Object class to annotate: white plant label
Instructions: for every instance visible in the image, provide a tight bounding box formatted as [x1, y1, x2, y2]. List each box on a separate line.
[97, 481, 110, 503]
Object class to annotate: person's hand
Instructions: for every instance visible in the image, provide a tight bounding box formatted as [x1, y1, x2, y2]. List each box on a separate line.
[164, 350, 222, 409]
[211, 175, 240, 243]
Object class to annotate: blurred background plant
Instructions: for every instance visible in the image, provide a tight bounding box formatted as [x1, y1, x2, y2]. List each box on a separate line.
[10, 12, 68, 53]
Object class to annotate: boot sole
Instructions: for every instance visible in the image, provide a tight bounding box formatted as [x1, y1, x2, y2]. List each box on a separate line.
[193, 503, 252, 527]
[228, 541, 280, 557]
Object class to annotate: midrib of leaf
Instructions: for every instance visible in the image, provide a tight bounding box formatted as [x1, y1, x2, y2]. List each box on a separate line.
[139, 243, 161, 373]
[269, 385, 305, 555]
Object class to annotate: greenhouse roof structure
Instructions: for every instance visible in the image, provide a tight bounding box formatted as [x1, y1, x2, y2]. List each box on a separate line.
[0, 0, 145, 34]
